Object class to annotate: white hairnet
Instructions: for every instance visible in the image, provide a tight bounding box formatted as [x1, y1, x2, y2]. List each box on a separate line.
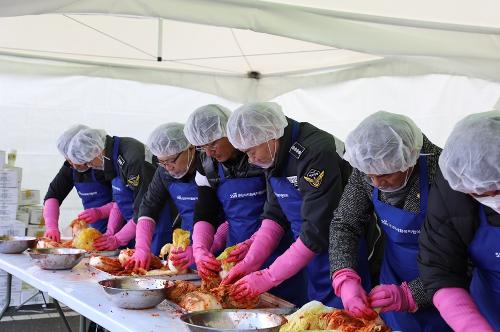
[183, 104, 232, 146]
[439, 110, 500, 194]
[67, 128, 107, 164]
[227, 102, 288, 150]
[147, 123, 189, 158]
[56, 124, 89, 158]
[344, 111, 423, 175]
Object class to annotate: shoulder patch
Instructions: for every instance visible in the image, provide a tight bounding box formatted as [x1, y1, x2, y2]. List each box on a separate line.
[289, 142, 306, 159]
[117, 155, 126, 167]
[303, 168, 325, 188]
[127, 174, 140, 187]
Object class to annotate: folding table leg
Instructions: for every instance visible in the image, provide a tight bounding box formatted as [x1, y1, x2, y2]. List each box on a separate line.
[14, 290, 42, 311]
[0, 273, 12, 320]
[53, 298, 73, 332]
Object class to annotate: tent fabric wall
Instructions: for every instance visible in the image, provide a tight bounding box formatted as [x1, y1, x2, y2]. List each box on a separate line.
[1, 72, 499, 233]
[1, 1, 500, 101]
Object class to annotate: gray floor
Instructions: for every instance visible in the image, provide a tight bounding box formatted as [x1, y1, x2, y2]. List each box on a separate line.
[0, 304, 80, 332]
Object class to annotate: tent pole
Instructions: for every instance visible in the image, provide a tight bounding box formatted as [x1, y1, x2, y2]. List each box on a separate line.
[157, 18, 163, 62]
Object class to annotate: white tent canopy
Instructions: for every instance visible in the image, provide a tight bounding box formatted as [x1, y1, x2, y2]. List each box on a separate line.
[1, 1, 500, 231]
[1, 0, 500, 102]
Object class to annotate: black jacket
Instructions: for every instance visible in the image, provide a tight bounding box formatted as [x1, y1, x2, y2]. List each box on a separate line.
[418, 169, 500, 298]
[263, 117, 352, 254]
[139, 163, 195, 227]
[102, 135, 156, 221]
[193, 150, 264, 228]
[330, 136, 442, 308]
[44, 161, 111, 204]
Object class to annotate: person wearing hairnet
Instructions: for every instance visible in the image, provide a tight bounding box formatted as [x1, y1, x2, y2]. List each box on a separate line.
[184, 104, 307, 305]
[418, 111, 500, 332]
[43, 124, 114, 241]
[224, 102, 362, 308]
[329, 111, 450, 331]
[127, 123, 228, 269]
[67, 128, 175, 258]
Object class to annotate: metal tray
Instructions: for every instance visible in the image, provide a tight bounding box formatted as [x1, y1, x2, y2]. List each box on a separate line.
[87, 264, 201, 281]
[163, 281, 295, 315]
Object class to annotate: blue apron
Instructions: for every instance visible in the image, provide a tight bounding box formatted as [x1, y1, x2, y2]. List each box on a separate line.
[468, 205, 500, 330]
[111, 137, 172, 255]
[269, 120, 370, 307]
[111, 176, 134, 221]
[374, 155, 451, 331]
[215, 162, 308, 306]
[168, 178, 198, 268]
[168, 179, 198, 236]
[73, 169, 112, 233]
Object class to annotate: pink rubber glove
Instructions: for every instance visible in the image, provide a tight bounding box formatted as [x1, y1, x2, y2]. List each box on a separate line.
[170, 246, 194, 271]
[94, 219, 136, 251]
[333, 268, 377, 319]
[226, 235, 255, 263]
[369, 282, 417, 313]
[77, 202, 114, 224]
[210, 221, 229, 254]
[104, 203, 125, 236]
[231, 238, 315, 299]
[433, 287, 494, 332]
[43, 198, 61, 242]
[124, 218, 156, 270]
[222, 219, 284, 285]
[192, 221, 221, 279]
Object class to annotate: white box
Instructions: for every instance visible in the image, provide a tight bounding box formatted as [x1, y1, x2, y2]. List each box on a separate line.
[0, 291, 21, 307]
[0, 167, 22, 188]
[17, 205, 44, 226]
[28, 206, 44, 226]
[0, 275, 22, 291]
[18, 189, 41, 206]
[27, 225, 45, 238]
[0, 187, 20, 205]
[0, 204, 17, 221]
[0, 220, 26, 237]
[0, 151, 5, 169]
[16, 207, 30, 225]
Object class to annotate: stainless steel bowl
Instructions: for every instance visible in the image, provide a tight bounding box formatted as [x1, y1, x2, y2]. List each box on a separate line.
[28, 248, 86, 270]
[98, 277, 169, 309]
[180, 310, 287, 332]
[0, 236, 37, 254]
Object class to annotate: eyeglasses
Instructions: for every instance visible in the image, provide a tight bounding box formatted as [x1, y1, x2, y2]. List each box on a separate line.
[195, 140, 219, 152]
[157, 152, 182, 167]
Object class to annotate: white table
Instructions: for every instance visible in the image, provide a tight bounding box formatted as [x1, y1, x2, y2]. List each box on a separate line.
[0, 253, 189, 332]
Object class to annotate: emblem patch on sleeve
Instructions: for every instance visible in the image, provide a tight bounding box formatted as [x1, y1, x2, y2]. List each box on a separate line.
[303, 168, 325, 188]
[127, 174, 140, 187]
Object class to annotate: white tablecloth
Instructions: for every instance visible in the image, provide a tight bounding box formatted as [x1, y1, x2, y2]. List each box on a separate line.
[0, 253, 189, 332]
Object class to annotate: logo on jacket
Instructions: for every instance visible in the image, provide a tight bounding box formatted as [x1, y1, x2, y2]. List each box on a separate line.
[127, 174, 140, 187]
[286, 176, 298, 188]
[117, 155, 126, 167]
[496, 252, 500, 258]
[289, 142, 306, 159]
[304, 168, 324, 188]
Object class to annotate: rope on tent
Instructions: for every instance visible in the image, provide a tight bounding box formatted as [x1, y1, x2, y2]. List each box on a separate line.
[62, 14, 156, 59]
[230, 29, 253, 71]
